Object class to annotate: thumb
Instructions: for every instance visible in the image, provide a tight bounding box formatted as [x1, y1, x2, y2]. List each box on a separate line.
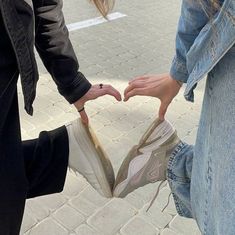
[79, 109, 89, 125]
[158, 101, 169, 121]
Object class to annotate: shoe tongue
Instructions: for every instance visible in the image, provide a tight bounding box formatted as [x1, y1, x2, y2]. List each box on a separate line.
[146, 121, 171, 143]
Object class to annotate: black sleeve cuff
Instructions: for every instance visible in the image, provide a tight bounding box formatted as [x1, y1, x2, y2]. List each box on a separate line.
[58, 72, 92, 104]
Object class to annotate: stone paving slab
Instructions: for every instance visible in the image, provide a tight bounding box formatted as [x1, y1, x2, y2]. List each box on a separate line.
[20, 84, 202, 235]
[18, 0, 204, 234]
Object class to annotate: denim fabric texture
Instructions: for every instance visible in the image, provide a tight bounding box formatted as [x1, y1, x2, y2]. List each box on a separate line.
[167, 45, 235, 235]
[167, 142, 193, 218]
[170, 0, 235, 102]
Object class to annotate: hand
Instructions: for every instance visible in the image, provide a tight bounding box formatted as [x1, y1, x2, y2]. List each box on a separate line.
[124, 74, 182, 120]
[74, 84, 122, 124]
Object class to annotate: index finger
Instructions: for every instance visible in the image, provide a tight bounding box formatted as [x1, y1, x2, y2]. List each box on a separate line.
[100, 85, 122, 101]
[124, 81, 146, 97]
[129, 75, 150, 84]
[79, 109, 89, 125]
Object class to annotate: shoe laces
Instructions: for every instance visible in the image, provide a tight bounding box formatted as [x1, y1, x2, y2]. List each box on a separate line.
[146, 180, 172, 213]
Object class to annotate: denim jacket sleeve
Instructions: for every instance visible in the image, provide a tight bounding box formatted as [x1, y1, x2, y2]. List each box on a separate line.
[170, 0, 209, 83]
[32, 0, 91, 104]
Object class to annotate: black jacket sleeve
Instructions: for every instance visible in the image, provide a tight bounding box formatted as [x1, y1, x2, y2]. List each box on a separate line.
[32, 0, 91, 103]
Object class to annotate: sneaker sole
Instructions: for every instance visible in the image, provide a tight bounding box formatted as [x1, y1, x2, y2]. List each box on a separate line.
[70, 119, 114, 198]
[113, 138, 172, 197]
[114, 119, 177, 197]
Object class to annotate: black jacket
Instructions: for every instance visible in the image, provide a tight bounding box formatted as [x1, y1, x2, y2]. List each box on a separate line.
[0, 0, 91, 115]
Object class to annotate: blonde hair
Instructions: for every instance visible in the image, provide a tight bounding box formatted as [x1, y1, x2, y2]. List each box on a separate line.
[91, 0, 115, 17]
[210, 0, 220, 8]
[199, 0, 221, 16]
[91, 0, 220, 18]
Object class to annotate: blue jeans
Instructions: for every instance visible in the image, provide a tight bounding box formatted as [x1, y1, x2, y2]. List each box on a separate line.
[167, 46, 235, 235]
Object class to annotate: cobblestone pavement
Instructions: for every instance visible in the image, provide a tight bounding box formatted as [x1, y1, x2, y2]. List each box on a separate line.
[19, 0, 205, 234]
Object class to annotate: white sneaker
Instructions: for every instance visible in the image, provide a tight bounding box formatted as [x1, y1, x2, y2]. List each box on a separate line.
[66, 119, 114, 198]
[113, 118, 180, 198]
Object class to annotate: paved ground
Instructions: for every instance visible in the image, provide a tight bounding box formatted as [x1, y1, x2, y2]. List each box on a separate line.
[19, 0, 205, 234]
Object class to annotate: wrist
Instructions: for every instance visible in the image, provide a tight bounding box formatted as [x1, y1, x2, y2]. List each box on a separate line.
[176, 80, 183, 87]
[168, 74, 183, 88]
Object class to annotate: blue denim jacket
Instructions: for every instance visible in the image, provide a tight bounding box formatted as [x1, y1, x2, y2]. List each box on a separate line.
[170, 0, 235, 102]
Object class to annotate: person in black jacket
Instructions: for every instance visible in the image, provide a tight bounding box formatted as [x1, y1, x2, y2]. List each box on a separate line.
[0, 0, 120, 234]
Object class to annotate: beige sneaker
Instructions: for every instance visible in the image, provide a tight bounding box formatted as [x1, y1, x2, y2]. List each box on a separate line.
[113, 118, 180, 198]
[66, 119, 114, 198]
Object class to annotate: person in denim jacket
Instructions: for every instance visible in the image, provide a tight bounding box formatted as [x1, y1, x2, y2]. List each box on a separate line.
[114, 0, 235, 234]
[0, 0, 121, 234]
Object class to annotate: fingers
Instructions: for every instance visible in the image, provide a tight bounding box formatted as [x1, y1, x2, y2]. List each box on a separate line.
[124, 88, 148, 102]
[124, 81, 146, 98]
[96, 84, 122, 101]
[129, 74, 167, 86]
[125, 76, 161, 98]
[129, 75, 150, 84]
[79, 109, 89, 125]
[158, 102, 169, 121]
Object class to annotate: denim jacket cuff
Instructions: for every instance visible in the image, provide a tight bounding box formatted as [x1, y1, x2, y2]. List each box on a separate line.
[170, 56, 189, 83]
[58, 72, 92, 104]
